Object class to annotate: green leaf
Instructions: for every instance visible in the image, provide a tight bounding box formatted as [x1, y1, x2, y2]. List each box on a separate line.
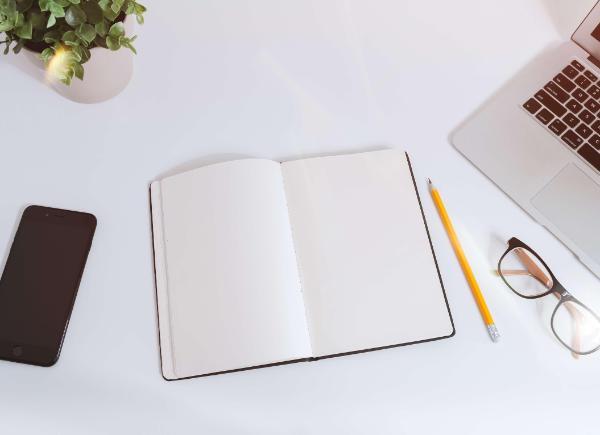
[63, 71, 72, 85]
[105, 34, 119, 50]
[0, 0, 18, 31]
[38, 0, 50, 11]
[122, 39, 135, 54]
[0, 0, 15, 17]
[62, 29, 79, 45]
[94, 19, 107, 36]
[111, 0, 124, 13]
[103, 8, 117, 20]
[72, 61, 83, 80]
[13, 18, 31, 38]
[70, 43, 82, 60]
[0, 19, 16, 32]
[46, 13, 55, 27]
[40, 46, 54, 62]
[125, 0, 145, 23]
[81, 1, 102, 24]
[43, 28, 61, 43]
[0, 0, 18, 12]
[98, 0, 117, 20]
[13, 10, 22, 25]
[107, 21, 123, 38]
[75, 23, 95, 43]
[48, 3, 65, 17]
[79, 44, 89, 62]
[65, 4, 85, 26]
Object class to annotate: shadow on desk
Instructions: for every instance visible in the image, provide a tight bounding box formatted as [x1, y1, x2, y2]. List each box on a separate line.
[0, 205, 28, 282]
[1, 50, 46, 86]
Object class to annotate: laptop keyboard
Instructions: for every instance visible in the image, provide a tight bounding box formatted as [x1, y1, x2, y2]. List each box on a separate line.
[523, 59, 600, 173]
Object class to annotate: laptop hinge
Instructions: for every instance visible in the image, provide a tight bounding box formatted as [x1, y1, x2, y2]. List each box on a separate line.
[588, 54, 600, 70]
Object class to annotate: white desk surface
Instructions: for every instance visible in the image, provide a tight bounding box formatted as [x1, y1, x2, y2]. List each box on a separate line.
[2, 0, 600, 433]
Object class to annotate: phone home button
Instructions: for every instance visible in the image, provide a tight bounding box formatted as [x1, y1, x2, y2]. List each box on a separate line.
[12, 345, 23, 357]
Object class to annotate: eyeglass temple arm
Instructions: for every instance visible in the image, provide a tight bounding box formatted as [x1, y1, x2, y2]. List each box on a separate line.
[503, 248, 582, 357]
[513, 248, 552, 287]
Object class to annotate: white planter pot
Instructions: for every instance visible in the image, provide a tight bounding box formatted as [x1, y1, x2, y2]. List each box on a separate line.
[23, 18, 135, 104]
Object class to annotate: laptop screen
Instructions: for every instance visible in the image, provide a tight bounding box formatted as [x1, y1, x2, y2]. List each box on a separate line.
[592, 22, 600, 43]
[573, 3, 600, 60]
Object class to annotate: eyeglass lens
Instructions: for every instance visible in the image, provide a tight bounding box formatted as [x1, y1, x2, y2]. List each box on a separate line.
[553, 300, 600, 354]
[499, 247, 553, 297]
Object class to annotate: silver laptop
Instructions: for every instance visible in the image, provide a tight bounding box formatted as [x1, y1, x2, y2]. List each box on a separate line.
[452, 2, 600, 278]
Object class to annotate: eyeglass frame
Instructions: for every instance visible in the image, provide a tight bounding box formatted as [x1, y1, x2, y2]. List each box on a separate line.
[497, 237, 600, 355]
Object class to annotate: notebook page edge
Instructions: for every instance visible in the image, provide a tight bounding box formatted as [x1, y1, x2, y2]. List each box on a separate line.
[403, 152, 455, 339]
[150, 181, 178, 380]
[280, 166, 315, 358]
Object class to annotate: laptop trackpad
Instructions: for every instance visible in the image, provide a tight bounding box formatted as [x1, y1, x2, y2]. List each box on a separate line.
[532, 164, 600, 265]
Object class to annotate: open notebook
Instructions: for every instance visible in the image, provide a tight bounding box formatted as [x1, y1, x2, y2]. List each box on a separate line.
[150, 149, 454, 380]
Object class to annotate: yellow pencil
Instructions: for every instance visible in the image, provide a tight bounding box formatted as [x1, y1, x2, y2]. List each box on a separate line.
[428, 179, 500, 343]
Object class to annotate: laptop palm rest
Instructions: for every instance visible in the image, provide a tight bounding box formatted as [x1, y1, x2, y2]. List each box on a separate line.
[532, 164, 600, 265]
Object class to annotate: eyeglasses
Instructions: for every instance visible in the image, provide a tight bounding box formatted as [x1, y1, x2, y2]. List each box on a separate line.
[497, 237, 600, 355]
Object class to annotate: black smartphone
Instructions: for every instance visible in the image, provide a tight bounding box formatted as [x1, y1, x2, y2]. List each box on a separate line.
[0, 206, 96, 367]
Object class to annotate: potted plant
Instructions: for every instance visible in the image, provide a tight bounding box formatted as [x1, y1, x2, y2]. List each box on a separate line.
[0, 0, 146, 102]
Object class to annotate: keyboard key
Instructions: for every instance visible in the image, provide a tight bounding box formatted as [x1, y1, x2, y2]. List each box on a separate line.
[572, 88, 589, 103]
[523, 98, 542, 114]
[536, 108, 554, 124]
[576, 123, 593, 138]
[549, 119, 567, 135]
[584, 70, 598, 82]
[572, 60, 585, 71]
[563, 65, 579, 79]
[579, 110, 596, 125]
[554, 73, 576, 92]
[589, 134, 600, 150]
[566, 99, 583, 113]
[535, 90, 567, 117]
[592, 120, 600, 134]
[579, 109, 596, 124]
[578, 144, 600, 171]
[589, 85, 600, 99]
[563, 112, 580, 128]
[585, 98, 600, 113]
[562, 129, 584, 149]
[545, 81, 570, 103]
[576, 75, 592, 89]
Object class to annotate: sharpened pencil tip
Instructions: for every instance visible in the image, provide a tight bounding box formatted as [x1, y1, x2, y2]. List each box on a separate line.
[427, 178, 432, 184]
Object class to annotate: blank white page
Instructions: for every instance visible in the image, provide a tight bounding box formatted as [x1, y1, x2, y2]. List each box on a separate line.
[281, 150, 454, 357]
[154, 159, 311, 378]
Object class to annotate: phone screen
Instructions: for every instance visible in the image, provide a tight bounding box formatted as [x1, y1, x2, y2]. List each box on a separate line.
[0, 206, 96, 366]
